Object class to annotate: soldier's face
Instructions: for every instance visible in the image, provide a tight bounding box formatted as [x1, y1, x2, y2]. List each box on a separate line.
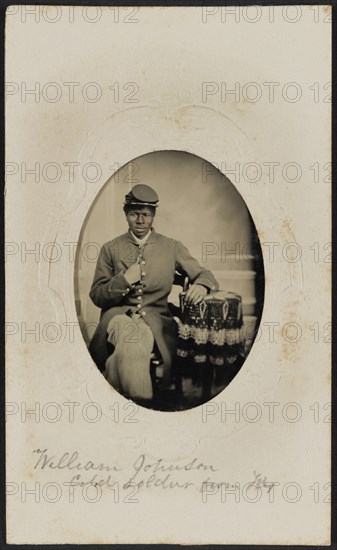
[126, 207, 155, 238]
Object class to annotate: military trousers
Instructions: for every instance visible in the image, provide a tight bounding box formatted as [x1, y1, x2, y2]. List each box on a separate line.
[105, 313, 154, 400]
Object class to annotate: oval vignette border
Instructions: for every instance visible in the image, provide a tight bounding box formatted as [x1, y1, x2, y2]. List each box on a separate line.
[40, 104, 303, 450]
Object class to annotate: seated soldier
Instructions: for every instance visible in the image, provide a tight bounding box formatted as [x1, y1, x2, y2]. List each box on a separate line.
[88, 184, 218, 404]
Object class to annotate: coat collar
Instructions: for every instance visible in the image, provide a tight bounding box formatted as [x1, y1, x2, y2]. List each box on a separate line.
[127, 228, 157, 245]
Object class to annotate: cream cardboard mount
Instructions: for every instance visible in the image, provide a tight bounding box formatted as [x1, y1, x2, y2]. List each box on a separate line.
[5, 6, 331, 545]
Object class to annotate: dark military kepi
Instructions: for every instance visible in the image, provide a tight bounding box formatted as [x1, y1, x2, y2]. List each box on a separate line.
[88, 184, 219, 374]
[124, 183, 159, 208]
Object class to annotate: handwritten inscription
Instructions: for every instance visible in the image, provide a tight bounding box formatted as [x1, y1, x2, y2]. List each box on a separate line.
[32, 449, 273, 496]
[123, 453, 217, 490]
[248, 470, 277, 493]
[33, 448, 122, 473]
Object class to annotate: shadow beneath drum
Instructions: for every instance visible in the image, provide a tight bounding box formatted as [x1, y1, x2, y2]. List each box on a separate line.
[148, 354, 246, 412]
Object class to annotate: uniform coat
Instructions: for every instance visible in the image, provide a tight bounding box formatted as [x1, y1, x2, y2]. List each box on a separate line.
[89, 229, 219, 372]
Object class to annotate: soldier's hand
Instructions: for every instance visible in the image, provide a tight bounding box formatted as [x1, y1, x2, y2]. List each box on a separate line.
[124, 261, 141, 285]
[185, 284, 208, 305]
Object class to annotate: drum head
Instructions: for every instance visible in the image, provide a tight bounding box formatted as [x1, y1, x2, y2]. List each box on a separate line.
[204, 290, 240, 301]
[180, 290, 241, 301]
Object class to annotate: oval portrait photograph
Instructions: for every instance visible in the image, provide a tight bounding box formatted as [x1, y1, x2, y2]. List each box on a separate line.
[75, 151, 264, 411]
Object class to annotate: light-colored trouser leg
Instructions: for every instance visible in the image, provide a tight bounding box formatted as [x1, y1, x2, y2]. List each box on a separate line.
[105, 314, 154, 400]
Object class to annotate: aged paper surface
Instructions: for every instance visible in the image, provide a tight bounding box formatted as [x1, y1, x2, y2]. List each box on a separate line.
[5, 5, 331, 544]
